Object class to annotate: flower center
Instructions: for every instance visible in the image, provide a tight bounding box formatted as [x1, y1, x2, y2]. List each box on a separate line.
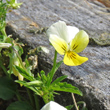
[66, 51, 76, 59]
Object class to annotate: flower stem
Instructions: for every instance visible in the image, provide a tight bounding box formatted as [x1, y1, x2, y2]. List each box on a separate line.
[71, 93, 79, 110]
[47, 50, 57, 85]
[53, 50, 57, 69]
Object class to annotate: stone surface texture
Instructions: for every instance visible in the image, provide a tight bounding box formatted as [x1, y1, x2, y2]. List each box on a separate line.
[6, 0, 110, 110]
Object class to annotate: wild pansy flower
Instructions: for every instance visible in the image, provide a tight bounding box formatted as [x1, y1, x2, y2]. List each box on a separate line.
[47, 21, 89, 66]
[41, 101, 67, 110]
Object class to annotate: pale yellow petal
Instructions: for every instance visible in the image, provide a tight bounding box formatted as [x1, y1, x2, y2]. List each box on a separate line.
[63, 51, 88, 66]
[12, 66, 18, 76]
[18, 74, 24, 86]
[70, 30, 89, 53]
[18, 73, 24, 81]
[49, 34, 68, 55]
[47, 21, 68, 42]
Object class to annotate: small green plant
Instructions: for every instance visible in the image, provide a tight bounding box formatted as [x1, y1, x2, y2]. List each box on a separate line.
[0, 0, 89, 110]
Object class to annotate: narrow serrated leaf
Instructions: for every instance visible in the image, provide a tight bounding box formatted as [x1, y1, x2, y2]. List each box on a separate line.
[55, 60, 63, 72]
[47, 60, 63, 86]
[26, 80, 43, 86]
[51, 82, 82, 96]
[40, 70, 47, 83]
[15, 80, 42, 96]
[15, 80, 27, 86]
[51, 75, 67, 85]
[15, 66, 34, 81]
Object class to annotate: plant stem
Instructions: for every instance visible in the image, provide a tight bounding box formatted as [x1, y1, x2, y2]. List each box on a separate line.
[42, 94, 49, 104]
[47, 50, 57, 85]
[53, 50, 57, 70]
[1, 27, 7, 41]
[71, 93, 79, 110]
[34, 94, 40, 110]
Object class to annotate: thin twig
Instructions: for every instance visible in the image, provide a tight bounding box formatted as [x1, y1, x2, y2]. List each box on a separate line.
[71, 93, 79, 110]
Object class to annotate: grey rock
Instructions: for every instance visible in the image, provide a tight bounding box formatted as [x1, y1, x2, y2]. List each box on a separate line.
[6, 0, 110, 109]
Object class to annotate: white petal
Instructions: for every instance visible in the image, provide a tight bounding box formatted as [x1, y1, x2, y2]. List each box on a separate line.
[47, 21, 68, 43]
[41, 101, 67, 110]
[40, 46, 49, 54]
[67, 26, 79, 43]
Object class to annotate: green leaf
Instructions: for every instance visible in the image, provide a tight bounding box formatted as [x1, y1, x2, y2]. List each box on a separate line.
[0, 1, 7, 30]
[55, 60, 63, 72]
[65, 105, 73, 110]
[15, 80, 27, 86]
[51, 82, 82, 96]
[24, 57, 32, 75]
[15, 66, 34, 81]
[77, 101, 88, 110]
[0, 77, 17, 100]
[14, 45, 23, 56]
[51, 75, 67, 85]
[15, 80, 42, 96]
[40, 70, 47, 83]
[37, 73, 41, 80]
[25, 80, 43, 86]
[48, 60, 63, 78]
[47, 60, 63, 86]
[6, 101, 34, 110]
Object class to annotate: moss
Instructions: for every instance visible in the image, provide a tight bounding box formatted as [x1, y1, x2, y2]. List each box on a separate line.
[89, 32, 110, 46]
